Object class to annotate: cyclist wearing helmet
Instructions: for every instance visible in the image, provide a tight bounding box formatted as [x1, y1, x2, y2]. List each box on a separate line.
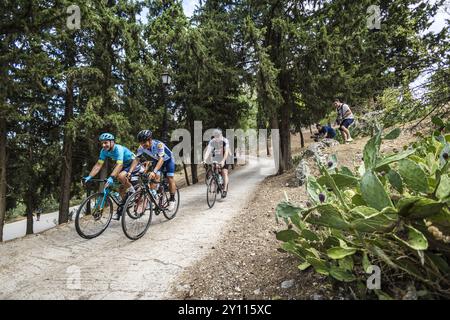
[127, 130, 177, 211]
[83, 132, 142, 220]
[203, 128, 230, 198]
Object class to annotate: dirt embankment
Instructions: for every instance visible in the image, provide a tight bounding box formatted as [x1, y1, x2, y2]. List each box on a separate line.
[169, 122, 431, 300]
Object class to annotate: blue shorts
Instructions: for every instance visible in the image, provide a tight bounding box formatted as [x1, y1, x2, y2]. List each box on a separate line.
[122, 162, 144, 175]
[340, 119, 354, 129]
[152, 157, 176, 177]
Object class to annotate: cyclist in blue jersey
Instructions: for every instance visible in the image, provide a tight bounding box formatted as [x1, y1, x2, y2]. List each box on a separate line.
[127, 130, 177, 211]
[83, 132, 142, 220]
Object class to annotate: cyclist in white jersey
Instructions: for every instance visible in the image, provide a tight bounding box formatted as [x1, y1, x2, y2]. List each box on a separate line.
[202, 129, 231, 198]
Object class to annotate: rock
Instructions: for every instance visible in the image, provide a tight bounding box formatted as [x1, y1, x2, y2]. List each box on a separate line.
[295, 138, 339, 187]
[281, 279, 295, 289]
[312, 294, 324, 300]
[300, 148, 316, 158]
[235, 286, 241, 292]
[322, 138, 340, 148]
[295, 159, 311, 186]
[176, 284, 191, 293]
[253, 289, 261, 295]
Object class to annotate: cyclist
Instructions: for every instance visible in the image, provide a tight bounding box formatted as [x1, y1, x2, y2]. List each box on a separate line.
[83, 133, 141, 220]
[202, 129, 230, 198]
[127, 130, 177, 211]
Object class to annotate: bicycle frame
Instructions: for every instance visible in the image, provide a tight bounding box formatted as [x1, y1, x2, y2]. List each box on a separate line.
[207, 162, 224, 192]
[138, 173, 167, 211]
[86, 179, 122, 211]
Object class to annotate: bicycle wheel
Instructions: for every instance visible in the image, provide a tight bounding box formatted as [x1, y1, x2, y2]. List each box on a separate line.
[75, 192, 113, 239]
[206, 176, 218, 208]
[121, 188, 153, 240]
[160, 186, 180, 220]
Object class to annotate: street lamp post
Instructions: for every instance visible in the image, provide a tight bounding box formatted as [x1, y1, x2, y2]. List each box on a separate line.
[161, 71, 171, 143]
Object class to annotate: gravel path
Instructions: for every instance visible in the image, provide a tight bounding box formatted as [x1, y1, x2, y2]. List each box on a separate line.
[0, 157, 275, 300]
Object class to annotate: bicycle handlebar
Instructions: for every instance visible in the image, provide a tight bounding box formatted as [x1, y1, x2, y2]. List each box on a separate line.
[88, 178, 108, 183]
[82, 178, 111, 190]
[140, 173, 163, 184]
[204, 161, 223, 168]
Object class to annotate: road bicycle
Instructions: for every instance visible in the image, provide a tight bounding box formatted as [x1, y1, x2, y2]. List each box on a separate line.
[204, 161, 226, 208]
[75, 179, 133, 239]
[121, 170, 180, 240]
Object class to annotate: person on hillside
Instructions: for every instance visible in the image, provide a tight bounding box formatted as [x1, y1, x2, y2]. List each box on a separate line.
[314, 123, 336, 141]
[333, 98, 354, 143]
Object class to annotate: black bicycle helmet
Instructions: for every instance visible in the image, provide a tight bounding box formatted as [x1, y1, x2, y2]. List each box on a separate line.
[137, 129, 152, 142]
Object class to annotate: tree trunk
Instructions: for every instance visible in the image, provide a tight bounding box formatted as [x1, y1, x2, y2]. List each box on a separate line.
[190, 162, 198, 184]
[299, 128, 305, 148]
[279, 103, 292, 174]
[0, 116, 6, 242]
[58, 75, 74, 224]
[279, 69, 292, 173]
[182, 161, 190, 186]
[309, 124, 312, 135]
[25, 191, 34, 235]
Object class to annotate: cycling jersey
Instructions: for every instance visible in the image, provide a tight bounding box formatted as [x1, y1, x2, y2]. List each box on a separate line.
[136, 140, 175, 177]
[207, 137, 230, 159]
[98, 144, 135, 167]
[136, 139, 173, 162]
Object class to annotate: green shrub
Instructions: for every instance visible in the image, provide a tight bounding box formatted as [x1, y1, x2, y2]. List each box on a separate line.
[6, 202, 27, 221]
[276, 120, 450, 299]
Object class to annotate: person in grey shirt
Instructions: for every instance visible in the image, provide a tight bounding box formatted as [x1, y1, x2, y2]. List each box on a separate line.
[334, 98, 354, 143]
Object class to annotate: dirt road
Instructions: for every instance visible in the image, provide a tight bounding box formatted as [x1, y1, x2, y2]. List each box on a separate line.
[0, 157, 275, 300]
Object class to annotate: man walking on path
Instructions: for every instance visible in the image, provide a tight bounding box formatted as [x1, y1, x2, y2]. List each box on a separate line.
[334, 98, 354, 143]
